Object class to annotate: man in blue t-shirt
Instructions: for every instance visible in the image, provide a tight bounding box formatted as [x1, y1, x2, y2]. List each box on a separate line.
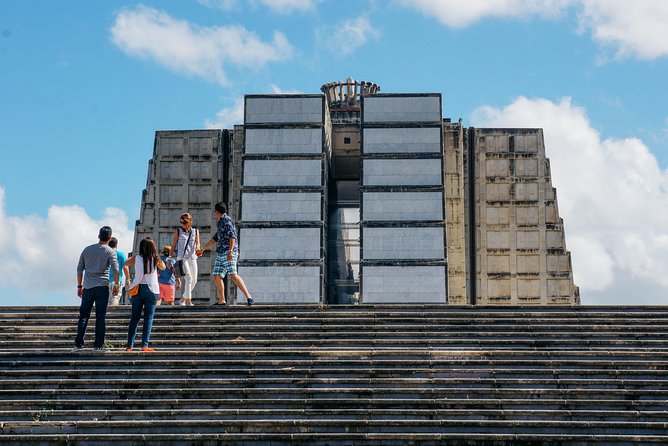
[108, 237, 126, 306]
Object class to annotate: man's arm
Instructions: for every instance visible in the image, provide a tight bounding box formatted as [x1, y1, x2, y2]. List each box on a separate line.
[76, 251, 85, 297]
[227, 237, 236, 260]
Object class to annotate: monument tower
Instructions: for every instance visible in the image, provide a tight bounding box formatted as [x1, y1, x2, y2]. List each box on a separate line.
[133, 78, 579, 305]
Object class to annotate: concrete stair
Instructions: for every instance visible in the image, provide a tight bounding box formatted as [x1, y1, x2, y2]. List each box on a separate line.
[1, 305, 667, 445]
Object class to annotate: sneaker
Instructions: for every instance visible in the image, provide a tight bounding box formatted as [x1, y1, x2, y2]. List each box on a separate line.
[247, 297, 254, 306]
[141, 346, 155, 352]
[179, 300, 186, 306]
[72, 346, 84, 352]
[93, 347, 108, 353]
[125, 347, 133, 352]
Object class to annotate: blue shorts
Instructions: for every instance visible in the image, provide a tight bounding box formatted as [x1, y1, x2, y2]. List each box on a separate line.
[213, 254, 238, 277]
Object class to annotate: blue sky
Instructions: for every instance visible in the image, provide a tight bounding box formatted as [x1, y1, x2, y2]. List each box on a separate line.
[1, 0, 667, 306]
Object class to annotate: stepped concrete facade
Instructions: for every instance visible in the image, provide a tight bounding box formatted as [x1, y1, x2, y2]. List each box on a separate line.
[133, 79, 578, 305]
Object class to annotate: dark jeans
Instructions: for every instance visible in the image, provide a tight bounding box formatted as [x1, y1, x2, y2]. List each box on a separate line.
[127, 284, 159, 348]
[75, 285, 109, 349]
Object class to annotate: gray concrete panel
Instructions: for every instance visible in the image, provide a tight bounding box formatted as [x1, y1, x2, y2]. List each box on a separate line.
[363, 128, 442, 153]
[362, 266, 446, 303]
[245, 97, 323, 124]
[363, 96, 441, 123]
[362, 192, 443, 221]
[363, 159, 442, 186]
[241, 192, 322, 222]
[362, 227, 444, 259]
[240, 227, 321, 260]
[237, 266, 321, 303]
[244, 160, 322, 187]
[245, 128, 323, 154]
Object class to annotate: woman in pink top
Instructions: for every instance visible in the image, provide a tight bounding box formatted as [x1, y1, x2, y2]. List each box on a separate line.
[123, 237, 165, 352]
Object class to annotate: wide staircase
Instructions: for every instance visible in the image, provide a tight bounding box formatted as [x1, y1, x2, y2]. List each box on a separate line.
[1, 305, 667, 445]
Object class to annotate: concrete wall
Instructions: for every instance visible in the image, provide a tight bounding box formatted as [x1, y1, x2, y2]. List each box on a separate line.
[443, 123, 468, 304]
[239, 95, 328, 304]
[363, 128, 442, 153]
[236, 266, 321, 303]
[241, 192, 322, 222]
[245, 128, 323, 154]
[473, 129, 579, 305]
[362, 192, 444, 221]
[245, 96, 324, 124]
[363, 95, 441, 123]
[362, 159, 442, 186]
[240, 227, 321, 260]
[360, 94, 446, 303]
[362, 266, 446, 303]
[243, 160, 322, 187]
[362, 227, 444, 260]
[132, 129, 227, 304]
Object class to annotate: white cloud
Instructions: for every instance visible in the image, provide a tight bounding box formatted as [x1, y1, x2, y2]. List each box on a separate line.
[197, 0, 236, 11]
[270, 84, 303, 94]
[204, 97, 245, 129]
[110, 5, 293, 85]
[319, 16, 380, 56]
[199, 0, 318, 13]
[259, 0, 318, 13]
[397, 1, 668, 61]
[395, 0, 575, 29]
[0, 187, 133, 305]
[471, 97, 668, 304]
[577, 0, 668, 60]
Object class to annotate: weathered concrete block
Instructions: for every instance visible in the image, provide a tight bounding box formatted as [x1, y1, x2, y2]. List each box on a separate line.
[487, 279, 511, 297]
[516, 207, 539, 225]
[486, 159, 510, 177]
[189, 162, 214, 180]
[363, 192, 443, 221]
[518, 279, 541, 298]
[245, 128, 323, 154]
[517, 231, 540, 250]
[515, 159, 539, 177]
[362, 227, 444, 260]
[240, 227, 321, 260]
[486, 231, 510, 250]
[363, 159, 442, 186]
[237, 266, 321, 303]
[363, 127, 442, 153]
[189, 185, 213, 204]
[515, 183, 539, 201]
[245, 97, 323, 124]
[547, 254, 570, 272]
[362, 266, 446, 303]
[363, 96, 441, 123]
[487, 255, 510, 274]
[244, 160, 322, 187]
[161, 185, 184, 203]
[159, 162, 185, 181]
[486, 207, 510, 225]
[547, 231, 564, 249]
[486, 183, 511, 201]
[241, 192, 322, 222]
[517, 254, 541, 274]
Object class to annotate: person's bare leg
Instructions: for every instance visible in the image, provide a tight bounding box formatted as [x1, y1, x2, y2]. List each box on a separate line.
[230, 274, 252, 301]
[214, 275, 226, 304]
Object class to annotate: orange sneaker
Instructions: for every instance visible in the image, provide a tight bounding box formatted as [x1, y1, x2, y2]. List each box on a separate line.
[141, 346, 155, 352]
[125, 347, 132, 352]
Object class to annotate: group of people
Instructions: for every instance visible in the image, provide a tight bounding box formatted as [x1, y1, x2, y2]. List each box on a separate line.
[74, 202, 253, 352]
